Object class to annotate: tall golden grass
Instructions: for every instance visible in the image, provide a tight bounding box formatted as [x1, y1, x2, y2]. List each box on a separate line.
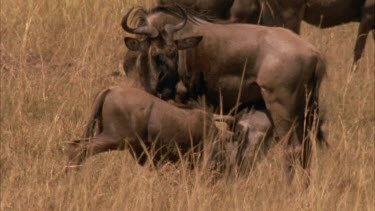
[1, 0, 374, 210]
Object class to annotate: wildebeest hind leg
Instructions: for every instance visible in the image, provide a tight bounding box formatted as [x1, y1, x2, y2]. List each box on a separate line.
[261, 90, 302, 184]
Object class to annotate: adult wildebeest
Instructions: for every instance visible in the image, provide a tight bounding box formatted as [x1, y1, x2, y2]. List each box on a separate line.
[66, 86, 232, 169]
[122, 6, 326, 182]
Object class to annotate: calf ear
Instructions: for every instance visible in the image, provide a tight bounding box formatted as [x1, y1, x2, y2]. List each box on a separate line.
[124, 37, 148, 51]
[175, 36, 203, 50]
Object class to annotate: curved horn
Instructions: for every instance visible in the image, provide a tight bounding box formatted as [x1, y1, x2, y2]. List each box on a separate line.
[164, 5, 188, 35]
[121, 7, 159, 38]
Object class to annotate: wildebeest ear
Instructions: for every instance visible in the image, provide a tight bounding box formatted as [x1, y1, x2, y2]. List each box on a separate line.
[175, 36, 203, 50]
[124, 37, 148, 51]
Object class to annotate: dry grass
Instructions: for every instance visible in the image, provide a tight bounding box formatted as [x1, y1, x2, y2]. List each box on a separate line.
[1, 0, 374, 210]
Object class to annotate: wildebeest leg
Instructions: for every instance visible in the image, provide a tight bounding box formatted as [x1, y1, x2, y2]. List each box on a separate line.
[261, 89, 302, 183]
[353, 12, 373, 65]
[127, 143, 149, 166]
[67, 134, 124, 168]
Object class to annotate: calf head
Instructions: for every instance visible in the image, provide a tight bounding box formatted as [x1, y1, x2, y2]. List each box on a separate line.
[65, 139, 90, 171]
[122, 6, 202, 100]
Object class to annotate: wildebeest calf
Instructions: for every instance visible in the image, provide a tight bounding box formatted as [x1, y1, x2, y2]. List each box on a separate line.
[67, 86, 227, 169]
[235, 108, 272, 171]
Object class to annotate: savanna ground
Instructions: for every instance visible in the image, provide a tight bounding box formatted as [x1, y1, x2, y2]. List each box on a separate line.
[0, 0, 374, 210]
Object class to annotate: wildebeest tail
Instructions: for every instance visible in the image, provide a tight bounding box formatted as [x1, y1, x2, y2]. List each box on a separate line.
[310, 54, 328, 147]
[84, 88, 112, 139]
